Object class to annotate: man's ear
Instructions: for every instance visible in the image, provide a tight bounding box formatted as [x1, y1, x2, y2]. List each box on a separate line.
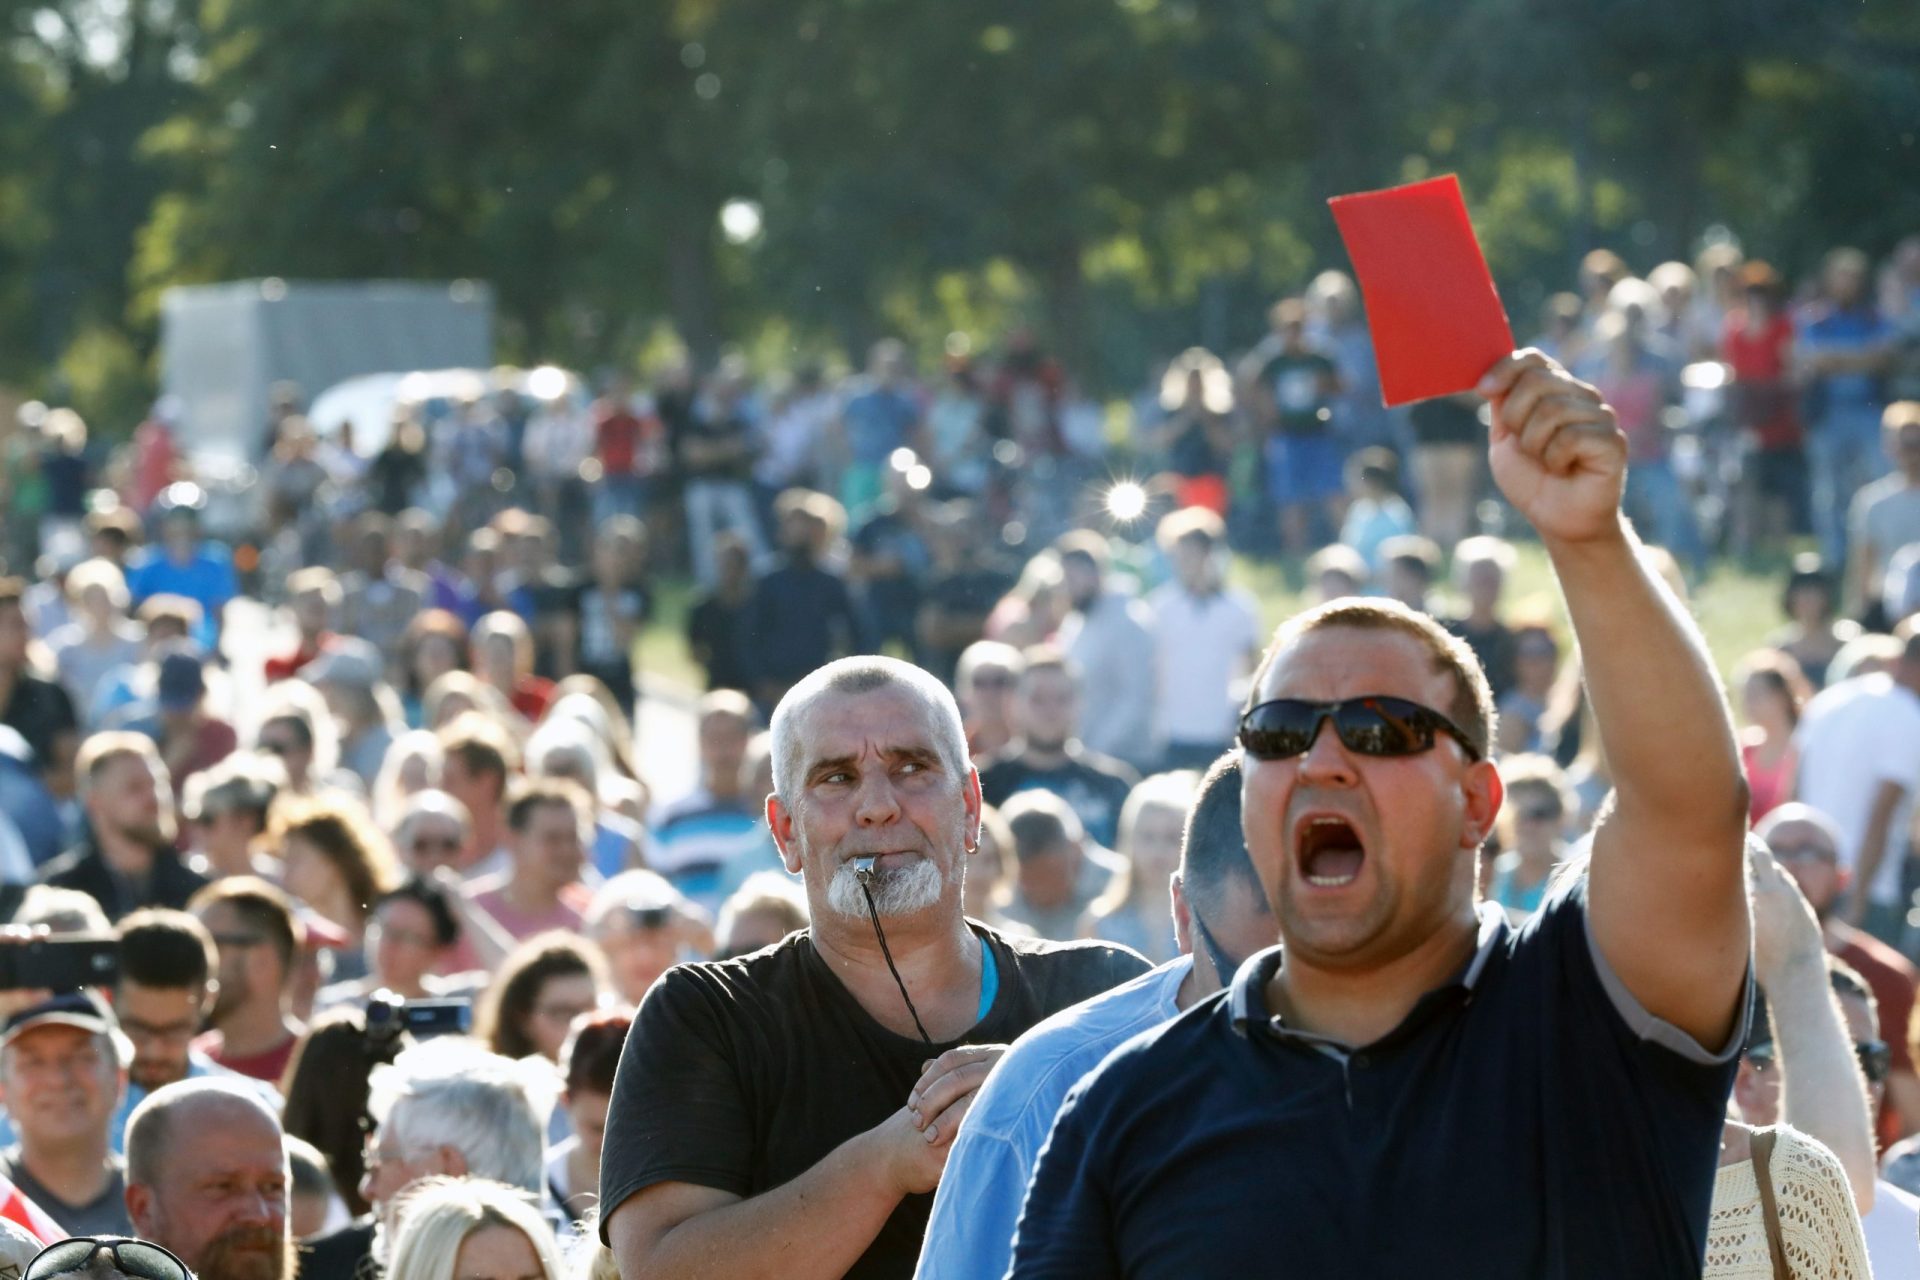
[436, 1145, 469, 1178]
[126, 1181, 155, 1236]
[1170, 873, 1193, 956]
[1462, 761, 1505, 850]
[769, 795, 801, 874]
[962, 767, 983, 852]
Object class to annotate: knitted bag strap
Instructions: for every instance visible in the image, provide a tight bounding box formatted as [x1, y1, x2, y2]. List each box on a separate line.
[1750, 1126, 1794, 1280]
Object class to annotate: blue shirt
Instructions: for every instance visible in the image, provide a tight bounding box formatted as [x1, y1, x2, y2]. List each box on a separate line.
[126, 545, 237, 647]
[914, 958, 1189, 1280]
[841, 385, 920, 467]
[1008, 880, 1747, 1278]
[1800, 304, 1892, 417]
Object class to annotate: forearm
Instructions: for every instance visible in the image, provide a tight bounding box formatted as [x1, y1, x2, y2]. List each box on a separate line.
[1853, 806, 1896, 909]
[1765, 947, 1879, 1212]
[1547, 518, 1745, 831]
[627, 1131, 902, 1280]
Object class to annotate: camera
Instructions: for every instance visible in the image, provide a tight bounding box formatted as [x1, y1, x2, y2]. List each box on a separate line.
[364, 990, 472, 1044]
[0, 936, 120, 992]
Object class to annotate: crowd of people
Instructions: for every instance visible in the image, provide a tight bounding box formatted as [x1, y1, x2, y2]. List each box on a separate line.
[0, 232, 1914, 1277]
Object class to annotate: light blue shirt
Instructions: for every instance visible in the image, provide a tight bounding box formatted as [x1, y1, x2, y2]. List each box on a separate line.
[912, 957, 1190, 1280]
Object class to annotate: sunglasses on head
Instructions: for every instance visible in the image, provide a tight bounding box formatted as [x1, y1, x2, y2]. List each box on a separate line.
[1238, 695, 1482, 763]
[27, 1237, 192, 1280]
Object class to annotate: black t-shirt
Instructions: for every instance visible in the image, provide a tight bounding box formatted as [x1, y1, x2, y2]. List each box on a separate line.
[599, 924, 1149, 1279]
[978, 749, 1141, 848]
[687, 593, 753, 692]
[2, 672, 76, 775]
[1010, 878, 1746, 1277]
[1255, 350, 1337, 437]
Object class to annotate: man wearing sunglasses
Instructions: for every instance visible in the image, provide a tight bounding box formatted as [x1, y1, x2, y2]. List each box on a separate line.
[1011, 350, 1753, 1276]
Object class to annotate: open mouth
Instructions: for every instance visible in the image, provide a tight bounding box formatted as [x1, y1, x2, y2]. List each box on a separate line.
[1296, 814, 1365, 888]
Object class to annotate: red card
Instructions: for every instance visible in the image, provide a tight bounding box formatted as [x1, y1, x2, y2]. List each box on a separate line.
[1327, 174, 1514, 407]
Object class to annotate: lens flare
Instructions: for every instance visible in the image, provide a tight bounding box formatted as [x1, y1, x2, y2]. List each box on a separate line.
[1105, 481, 1148, 523]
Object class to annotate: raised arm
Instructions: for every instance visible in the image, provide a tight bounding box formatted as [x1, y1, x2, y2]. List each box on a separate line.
[1480, 350, 1749, 1049]
[1749, 844, 1877, 1213]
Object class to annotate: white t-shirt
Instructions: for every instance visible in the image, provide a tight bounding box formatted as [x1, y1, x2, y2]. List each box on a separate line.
[1795, 674, 1920, 905]
[1864, 1178, 1920, 1279]
[1147, 582, 1263, 747]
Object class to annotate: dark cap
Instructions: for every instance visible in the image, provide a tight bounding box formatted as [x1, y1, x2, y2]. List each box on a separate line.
[0, 989, 133, 1064]
[155, 642, 207, 713]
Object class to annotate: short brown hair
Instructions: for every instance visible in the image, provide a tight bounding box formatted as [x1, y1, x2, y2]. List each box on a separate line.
[188, 876, 305, 972]
[1248, 599, 1497, 760]
[439, 712, 519, 793]
[76, 731, 165, 793]
[505, 776, 594, 835]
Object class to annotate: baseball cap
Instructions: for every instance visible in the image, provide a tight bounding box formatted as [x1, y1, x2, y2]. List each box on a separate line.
[298, 637, 383, 692]
[154, 643, 206, 713]
[0, 990, 134, 1066]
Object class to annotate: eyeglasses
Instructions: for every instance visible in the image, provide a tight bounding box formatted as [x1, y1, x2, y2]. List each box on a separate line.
[408, 835, 463, 853]
[1517, 806, 1564, 824]
[210, 932, 268, 950]
[27, 1237, 191, 1280]
[1238, 695, 1482, 763]
[1748, 1039, 1892, 1085]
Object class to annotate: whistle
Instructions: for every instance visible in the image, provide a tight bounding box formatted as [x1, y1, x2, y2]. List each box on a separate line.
[852, 856, 877, 883]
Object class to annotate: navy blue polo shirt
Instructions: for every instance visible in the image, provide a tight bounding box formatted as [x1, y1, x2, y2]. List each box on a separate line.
[1007, 876, 1747, 1278]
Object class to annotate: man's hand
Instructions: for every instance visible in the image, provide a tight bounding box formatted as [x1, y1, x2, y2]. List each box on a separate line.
[870, 1046, 1007, 1197]
[1479, 350, 1628, 546]
[1750, 842, 1828, 986]
[908, 1045, 1004, 1144]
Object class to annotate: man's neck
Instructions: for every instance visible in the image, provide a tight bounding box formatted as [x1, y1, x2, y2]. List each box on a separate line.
[502, 870, 563, 916]
[1020, 740, 1071, 770]
[1175, 954, 1218, 1012]
[467, 810, 503, 861]
[93, 825, 157, 876]
[1265, 910, 1481, 1048]
[19, 1137, 114, 1205]
[703, 776, 744, 806]
[218, 1001, 296, 1058]
[810, 907, 983, 1042]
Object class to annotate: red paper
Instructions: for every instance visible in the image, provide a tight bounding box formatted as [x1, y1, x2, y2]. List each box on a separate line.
[1327, 174, 1514, 407]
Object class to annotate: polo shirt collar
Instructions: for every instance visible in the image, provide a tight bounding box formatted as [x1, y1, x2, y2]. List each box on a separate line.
[1230, 900, 1509, 1044]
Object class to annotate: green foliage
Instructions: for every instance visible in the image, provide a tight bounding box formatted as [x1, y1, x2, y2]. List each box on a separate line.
[0, 0, 1916, 415]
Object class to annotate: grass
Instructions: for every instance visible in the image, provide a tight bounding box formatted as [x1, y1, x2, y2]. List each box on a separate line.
[1230, 542, 1796, 682]
[635, 542, 1796, 695]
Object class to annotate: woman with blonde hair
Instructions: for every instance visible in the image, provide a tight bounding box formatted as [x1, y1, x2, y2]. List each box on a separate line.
[386, 1176, 564, 1280]
[1080, 772, 1199, 963]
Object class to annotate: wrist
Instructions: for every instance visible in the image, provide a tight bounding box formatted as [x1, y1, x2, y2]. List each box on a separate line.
[855, 1121, 914, 1202]
[1538, 512, 1635, 560]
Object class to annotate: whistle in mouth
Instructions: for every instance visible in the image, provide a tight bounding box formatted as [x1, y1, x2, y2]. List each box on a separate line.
[852, 856, 878, 882]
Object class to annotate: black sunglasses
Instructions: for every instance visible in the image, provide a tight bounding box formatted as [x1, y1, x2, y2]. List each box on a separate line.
[1238, 695, 1482, 763]
[27, 1237, 192, 1280]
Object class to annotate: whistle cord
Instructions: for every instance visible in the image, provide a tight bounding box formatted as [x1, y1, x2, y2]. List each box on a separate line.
[858, 873, 934, 1047]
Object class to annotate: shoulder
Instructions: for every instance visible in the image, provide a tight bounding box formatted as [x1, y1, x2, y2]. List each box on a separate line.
[986, 926, 1152, 992]
[1073, 749, 1138, 787]
[970, 961, 1187, 1130]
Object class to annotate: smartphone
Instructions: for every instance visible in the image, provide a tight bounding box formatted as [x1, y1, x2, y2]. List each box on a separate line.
[0, 936, 121, 992]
